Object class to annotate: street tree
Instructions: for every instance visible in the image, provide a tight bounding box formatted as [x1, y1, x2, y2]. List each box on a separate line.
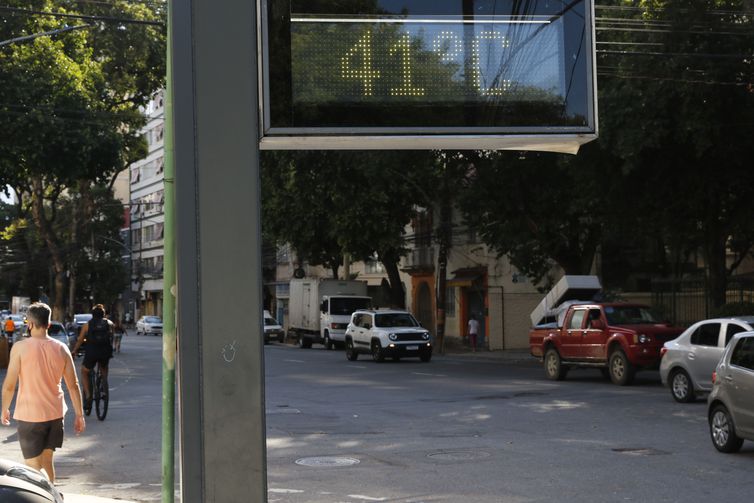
[597, 0, 754, 306]
[458, 144, 623, 287]
[0, 1, 165, 319]
[261, 150, 436, 308]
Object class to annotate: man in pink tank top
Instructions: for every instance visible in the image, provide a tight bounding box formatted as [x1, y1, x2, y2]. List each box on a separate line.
[1, 302, 86, 483]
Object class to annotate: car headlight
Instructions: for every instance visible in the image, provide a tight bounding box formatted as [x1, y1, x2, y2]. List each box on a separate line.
[422, 332, 430, 340]
[388, 333, 397, 341]
[638, 334, 651, 344]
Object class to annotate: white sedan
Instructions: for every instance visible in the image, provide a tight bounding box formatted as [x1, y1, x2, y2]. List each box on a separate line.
[660, 316, 754, 402]
[136, 316, 163, 336]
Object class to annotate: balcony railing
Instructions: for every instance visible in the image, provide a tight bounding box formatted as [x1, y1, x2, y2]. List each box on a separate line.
[403, 246, 435, 271]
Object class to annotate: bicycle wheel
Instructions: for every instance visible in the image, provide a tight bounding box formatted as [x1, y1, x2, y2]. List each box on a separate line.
[84, 370, 94, 416]
[95, 369, 108, 421]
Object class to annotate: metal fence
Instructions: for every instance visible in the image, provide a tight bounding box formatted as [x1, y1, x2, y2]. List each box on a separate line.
[651, 277, 754, 326]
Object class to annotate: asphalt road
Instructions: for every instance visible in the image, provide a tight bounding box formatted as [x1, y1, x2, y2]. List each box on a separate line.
[0, 332, 169, 502]
[2, 337, 753, 502]
[265, 343, 754, 503]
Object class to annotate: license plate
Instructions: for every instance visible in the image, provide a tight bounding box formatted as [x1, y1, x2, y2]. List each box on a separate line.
[406, 345, 418, 351]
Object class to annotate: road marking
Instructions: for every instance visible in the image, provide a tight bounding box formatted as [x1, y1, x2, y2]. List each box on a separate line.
[269, 488, 305, 494]
[347, 365, 367, 369]
[412, 372, 447, 377]
[348, 495, 387, 501]
[283, 359, 305, 363]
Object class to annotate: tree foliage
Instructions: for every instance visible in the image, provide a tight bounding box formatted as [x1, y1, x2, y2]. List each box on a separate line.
[457, 0, 754, 305]
[261, 150, 435, 307]
[0, 0, 165, 318]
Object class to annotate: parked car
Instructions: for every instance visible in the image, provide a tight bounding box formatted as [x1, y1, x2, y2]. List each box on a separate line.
[68, 313, 93, 353]
[707, 331, 754, 453]
[263, 311, 284, 344]
[137, 316, 163, 336]
[72, 313, 93, 336]
[344, 309, 432, 362]
[46, 321, 71, 348]
[660, 317, 754, 402]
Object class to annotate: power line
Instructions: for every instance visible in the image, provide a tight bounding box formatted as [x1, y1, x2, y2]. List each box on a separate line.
[0, 23, 90, 47]
[0, 5, 164, 26]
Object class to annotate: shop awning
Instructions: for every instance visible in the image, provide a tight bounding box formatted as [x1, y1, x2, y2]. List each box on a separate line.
[447, 268, 485, 287]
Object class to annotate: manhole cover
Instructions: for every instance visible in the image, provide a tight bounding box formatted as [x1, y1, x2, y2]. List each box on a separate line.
[427, 450, 491, 461]
[295, 456, 360, 467]
[612, 448, 670, 456]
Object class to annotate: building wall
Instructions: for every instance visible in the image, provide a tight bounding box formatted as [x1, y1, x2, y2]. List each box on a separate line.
[128, 90, 166, 319]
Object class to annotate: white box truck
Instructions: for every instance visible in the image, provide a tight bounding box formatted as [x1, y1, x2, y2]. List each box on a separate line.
[288, 278, 371, 349]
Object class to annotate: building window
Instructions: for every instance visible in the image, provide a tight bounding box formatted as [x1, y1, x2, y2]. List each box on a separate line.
[445, 287, 456, 317]
[130, 167, 140, 183]
[132, 229, 141, 248]
[365, 259, 384, 274]
[143, 225, 155, 243]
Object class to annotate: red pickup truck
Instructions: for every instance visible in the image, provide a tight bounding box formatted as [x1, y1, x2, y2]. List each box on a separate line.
[529, 303, 683, 385]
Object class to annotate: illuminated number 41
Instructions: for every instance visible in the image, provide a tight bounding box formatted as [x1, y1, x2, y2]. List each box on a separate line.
[342, 30, 425, 97]
[342, 29, 511, 97]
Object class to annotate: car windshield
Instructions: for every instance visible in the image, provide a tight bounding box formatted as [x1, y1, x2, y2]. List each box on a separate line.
[604, 306, 660, 325]
[145, 316, 162, 323]
[9, 315, 23, 322]
[374, 313, 419, 328]
[264, 317, 278, 326]
[330, 297, 371, 316]
[74, 314, 92, 324]
[48, 324, 65, 336]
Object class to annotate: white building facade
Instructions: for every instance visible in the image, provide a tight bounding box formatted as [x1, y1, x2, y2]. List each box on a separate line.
[128, 91, 165, 319]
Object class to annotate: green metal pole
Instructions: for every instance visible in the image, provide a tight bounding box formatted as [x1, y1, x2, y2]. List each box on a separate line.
[161, 6, 177, 502]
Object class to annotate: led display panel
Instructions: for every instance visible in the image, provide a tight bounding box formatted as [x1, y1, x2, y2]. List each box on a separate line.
[261, 0, 597, 151]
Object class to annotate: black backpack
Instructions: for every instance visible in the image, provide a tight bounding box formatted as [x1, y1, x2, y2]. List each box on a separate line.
[87, 319, 112, 348]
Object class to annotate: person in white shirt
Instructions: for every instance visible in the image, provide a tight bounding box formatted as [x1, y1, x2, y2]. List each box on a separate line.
[467, 315, 480, 352]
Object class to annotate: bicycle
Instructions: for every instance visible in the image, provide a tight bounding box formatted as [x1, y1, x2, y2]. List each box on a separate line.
[84, 362, 109, 421]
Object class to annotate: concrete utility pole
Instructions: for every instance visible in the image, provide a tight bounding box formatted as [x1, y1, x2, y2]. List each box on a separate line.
[169, 0, 267, 501]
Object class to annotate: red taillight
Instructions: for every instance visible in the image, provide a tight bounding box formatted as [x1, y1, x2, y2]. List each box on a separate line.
[660, 347, 668, 357]
[712, 371, 717, 385]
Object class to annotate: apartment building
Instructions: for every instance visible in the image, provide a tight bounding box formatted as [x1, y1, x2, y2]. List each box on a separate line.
[128, 90, 166, 319]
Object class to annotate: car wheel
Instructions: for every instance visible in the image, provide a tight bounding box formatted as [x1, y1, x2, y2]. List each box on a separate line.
[297, 335, 306, 349]
[371, 341, 385, 362]
[608, 349, 635, 386]
[323, 331, 333, 350]
[544, 348, 567, 381]
[710, 404, 744, 453]
[277, 333, 284, 343]
[345, 339, 358, 361]
[670, 369, 696, 403]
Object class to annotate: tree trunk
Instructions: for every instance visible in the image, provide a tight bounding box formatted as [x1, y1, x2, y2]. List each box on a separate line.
[29, 179, 66, 320]
[435, 197, 452, 355]
[704, 229, 728, 309]
[381, 252, 405, 309]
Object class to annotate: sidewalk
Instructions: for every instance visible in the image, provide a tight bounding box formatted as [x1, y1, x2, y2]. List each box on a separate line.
[439, 347, 537, 364]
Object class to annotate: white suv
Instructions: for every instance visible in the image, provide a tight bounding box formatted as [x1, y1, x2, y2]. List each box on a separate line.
[344, 309, 432, 362]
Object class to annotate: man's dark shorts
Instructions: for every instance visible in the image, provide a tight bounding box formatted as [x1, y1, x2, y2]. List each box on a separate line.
[17, 418, 64, 459]
[82, 350, 111, 371]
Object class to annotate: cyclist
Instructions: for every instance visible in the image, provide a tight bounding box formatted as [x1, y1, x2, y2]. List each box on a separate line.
[71, 304, 113, 404]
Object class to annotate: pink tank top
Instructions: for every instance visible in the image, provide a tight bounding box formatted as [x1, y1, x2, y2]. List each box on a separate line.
[13, 337, 70, 422]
